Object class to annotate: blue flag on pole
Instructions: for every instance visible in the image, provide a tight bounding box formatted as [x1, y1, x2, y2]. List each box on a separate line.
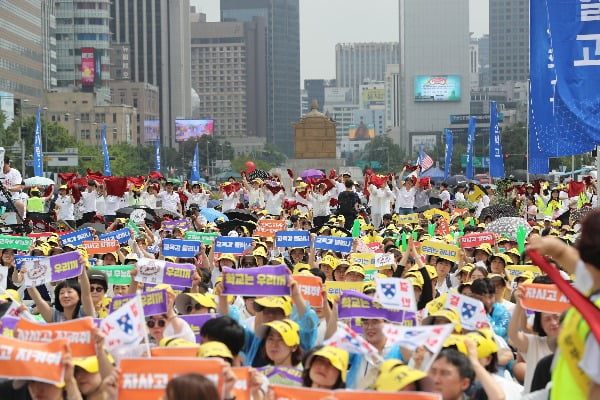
[444, 128, 453, 180]
[466, 117, 476, 180]
[101, 124, 112, 176]
[155, 138, 161, 172]
[33, 106, 43, 177]
[489, 101, 504, 178]
[529, 0, 600, 167]
[190, 144, 200, 182]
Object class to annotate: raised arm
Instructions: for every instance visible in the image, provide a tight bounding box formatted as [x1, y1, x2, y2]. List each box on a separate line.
[26, 284, 53, 322]
[507, 286, 530, 352]
[78, 254, 96, 318]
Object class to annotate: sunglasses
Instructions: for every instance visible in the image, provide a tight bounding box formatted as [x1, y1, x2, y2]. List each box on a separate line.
[146, 319, 166, 328]
[90, 286, 105, 293]
[186, 303, 204, 313]
[241, 262, 257, 267]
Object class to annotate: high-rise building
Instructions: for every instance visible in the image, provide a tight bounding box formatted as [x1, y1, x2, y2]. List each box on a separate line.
[190, 12, 267, 138]
[478, 35, 490, 87]
[384, 64, 400, 130]
[398, 0, 470, 154]
[489, 0, 529, 85]
[304, 79, 336, 114]
[54, 0, 111, 97]
[221, 0, 300, 156]
[469, 35, 479, 89]
[110, 0, 192, 147]
[41, 0, 58, 91]
[0, 0, 44, 103]
[335, 42, 399, 101]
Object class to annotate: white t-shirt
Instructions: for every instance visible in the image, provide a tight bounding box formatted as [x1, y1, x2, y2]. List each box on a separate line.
[159, 191, 180, 213]
[521, 334, 553, 393]
[0, 168, 22, 201]
[80, 190, 97, 213]
[55, 195, 75, 220]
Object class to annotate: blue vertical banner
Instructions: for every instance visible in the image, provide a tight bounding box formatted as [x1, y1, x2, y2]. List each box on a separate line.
[465, 116, 476, 180]
[444, 128, 453, 180]
[155, 138, 161, 172]
[101, 124, 112, 176]
[33, 106, 43, 177]
[190, 144, 200, 182]
[488, 101, 504, 178]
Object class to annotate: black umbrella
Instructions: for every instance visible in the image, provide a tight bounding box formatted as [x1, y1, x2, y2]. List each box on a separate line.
[479, 204, 519, 221]
[224, 209, 258, 222]
[79, 222, 107, 234]
[154, 208, 182, 219]
[309, 223, 351, 237]
[216, 219, 258, 235]
[416, 205, 434, 213]
[248, 169, 270, 181]
[444, 175, 470, 187]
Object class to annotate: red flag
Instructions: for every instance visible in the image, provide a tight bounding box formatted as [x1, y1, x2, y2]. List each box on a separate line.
[178, 191, 188, 205]
[314, 178, 335, 194]
[583, 176, 594, 187]
[85, 169, 104, 183]
[419, 177, 431, 187]
[104, 177, 128, 197]
[404, 164, 419, 172]
[148, 171, 164, 180]
[127, 176, 145, 188]
[328, 169, 336, 179]
[68, 181, 81, 203]
[58, 172, 78, 182]
[368, 174, 388, 189]
[43, 184, 54, 197]
[286, 168, 294, 180]
[568, 181, 585, 198]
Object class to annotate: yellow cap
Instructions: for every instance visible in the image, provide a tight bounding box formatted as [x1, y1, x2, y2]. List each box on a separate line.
[158, 337, 199, 348]
[293, 262, 311, 274]
[175, 292, 217, 314]
[252, 247, 267, 258]
[475, 243, 493, 255]
[217, 253, 237, 263]
[345, 263, 365, 277]
[373, 359, 428, 392]
[318, 255, 338, 269]
[458, 264, 474, 274]
[0, 289, 20, 303]
[362, 281, 376, 293]
[424, 264, 438, 280]
[423, 308, 462, 333]
[254, 296, 293, 316]
[466, 329, 499, 358]
[506, 248, 522, 257]
[515, 271, 535, 282]
[256, 319, 300, 347]
[406, 275, 423, 290]
[197, 341, 233, 361]
[308, 346, 349, 382]
[73, 356, 100, 374]
[491, 253, 512, 266]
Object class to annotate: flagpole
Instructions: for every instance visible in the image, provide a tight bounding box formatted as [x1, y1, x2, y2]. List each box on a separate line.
[137, 290, 152, 358]
[526, 79, 530, 184]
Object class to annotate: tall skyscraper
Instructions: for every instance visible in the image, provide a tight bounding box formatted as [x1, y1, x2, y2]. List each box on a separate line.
[221, 0, 300, 156]
[398, 0, 470, 153]
[489, 0, 529, 85]
[478, 35, 490, 87]
[190, 12, 267, 138]
[384, 64, 400, 130]
[110, 0, 192, 147]
[54, 0, 111, 97]
[41, 0, 58, 91]
[0, 0, 44, 103]
[335, 42, 399, 101]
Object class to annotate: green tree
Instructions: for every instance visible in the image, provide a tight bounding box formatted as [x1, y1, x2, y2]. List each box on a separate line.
[362, 136, 407, 173]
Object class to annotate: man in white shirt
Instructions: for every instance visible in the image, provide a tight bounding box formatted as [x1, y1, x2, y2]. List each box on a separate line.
[0, 156, 25, 217]
[393, 172, 417, 215]
[55, 184, 75, 228]
[159, 181, 182, 215]
[77, 180, 97, 226]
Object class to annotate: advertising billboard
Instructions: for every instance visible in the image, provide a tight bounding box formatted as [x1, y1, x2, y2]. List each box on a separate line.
[144, 120, 160, 142]
[348, 122, 375, 141]
[175, 120, 214, 142]
[81, 47, 95, 87]
[361, 89, 385, 109]
[94, 49, 102, 88]
[324, 87, 353, 104]
[414, 75, 461, 102]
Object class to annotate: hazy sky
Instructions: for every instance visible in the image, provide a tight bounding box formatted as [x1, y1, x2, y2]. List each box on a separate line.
[191, 0, 489, 81]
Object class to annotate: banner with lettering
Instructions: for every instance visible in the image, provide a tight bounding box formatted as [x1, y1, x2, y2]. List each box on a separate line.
[179, 314, 216, 343]
[91, 265, 133, 285]
[505, 265, 543, 282]
[0, 335, 67, 385]
[350, 253, 375, 269]
[521, 283, 571, 313]
[23, 251, 82, 288]
[60, 227, 93, 247]
[314, 236, 353, 253]
[338, 290, 414, 324]
[420, 240, 460, 263]
[14, 255, 41, 271]
[0, 234, 33, 251]
[82, 239, 119, 255]
[162, 238, 201, 258]
[254, 219, 286, 237]
[374, 277, 417, 312]
[222, 265, 290, 296]
[151, 346, 199, 358]
[459, 233, 496, 248]
[99, 228, 131, 244]
[445, 292, 489, 330]
[15, 317, 96, 357]
[134, 258, 195, 287]
[0, 316, 18, 337]
[374, 253, 395, 269]
[214, 236, 253, 255]
[257, 366, 303, 386]
[184, 231, 218, 245]
[383, 323, 455, 354]
[110, 289, 168, 316]
[275, 230, 310, 248]
[395, 213, 419, 225]
[232, 367, 252, 400]
[335, 391, 442, 400]
[293, 274, 323, 308]
[162, 219, 189, 231]
[118, 358, 224, 400]
[325, 281, 363, 296]
[270, 385, 331, 400]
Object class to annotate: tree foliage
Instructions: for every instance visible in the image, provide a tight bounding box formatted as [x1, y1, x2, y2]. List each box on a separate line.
[361, 135, 407, 173]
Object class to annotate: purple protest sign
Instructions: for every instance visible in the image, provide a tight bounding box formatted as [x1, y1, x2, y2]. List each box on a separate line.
[109, 289, 168, 316]
[162, 219, 189, 231]
[180, 314, 216, 343]
[337, 290, 410, 324]
[135, 258, 195, 288]
[257, 366, 303, 385]
[221, 265, 291, 296]
[23, 251, 82, 288]
[0, 317, 18, 336]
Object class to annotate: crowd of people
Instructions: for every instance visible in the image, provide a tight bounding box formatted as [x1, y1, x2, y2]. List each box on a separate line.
[0, 162, 598, 400]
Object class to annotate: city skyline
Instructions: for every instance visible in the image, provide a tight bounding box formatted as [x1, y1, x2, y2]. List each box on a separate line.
[192, 0, 489, 81]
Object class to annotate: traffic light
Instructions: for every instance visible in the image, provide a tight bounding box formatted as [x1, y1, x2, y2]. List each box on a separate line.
[504, 154, 509, 159]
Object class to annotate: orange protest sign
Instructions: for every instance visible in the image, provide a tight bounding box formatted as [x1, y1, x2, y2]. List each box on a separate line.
[232, 367, 251, 400]
[150, 346, 199, 358]
[521, 283, 571, 313]
[82, 239, 119, 255]
[293, 274, 323, 308]
[118, 358, 225, 400]
[270, 385, 332, 399]
[435, 217, 450, 236]
[254, 219, 286, 237]
[0, 335, 67, 384]
[15, 317, 96, 357]
[335, 391, 442, 400]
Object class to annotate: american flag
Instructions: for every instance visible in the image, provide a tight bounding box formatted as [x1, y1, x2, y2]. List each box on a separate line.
[418, 144, 434, 171]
